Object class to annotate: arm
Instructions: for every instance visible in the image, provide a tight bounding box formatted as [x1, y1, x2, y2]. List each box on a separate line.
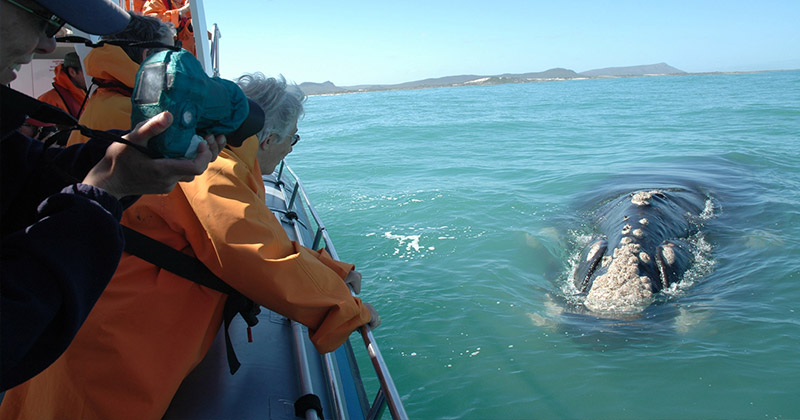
[178, 156, 370, 353]
[82, 111, 221, 199]
[0, 115, 222, 391]
[0, 135, 126, 391]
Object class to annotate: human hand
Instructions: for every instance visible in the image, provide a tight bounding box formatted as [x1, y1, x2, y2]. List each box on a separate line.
[82, 112, 216, 199]
[204, 133, 227, 162]
[344, 270, 362, 294]
[364, 303, 381, 330]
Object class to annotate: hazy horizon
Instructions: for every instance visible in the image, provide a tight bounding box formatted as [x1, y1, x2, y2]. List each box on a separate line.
[204, 1, 800, 86]
[296, 64, 800, 88]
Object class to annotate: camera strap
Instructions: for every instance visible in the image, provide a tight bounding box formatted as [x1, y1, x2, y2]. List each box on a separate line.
[56, 36, 182, 53]
[122, 225, 260, 375]
[1, 85, 161, 158]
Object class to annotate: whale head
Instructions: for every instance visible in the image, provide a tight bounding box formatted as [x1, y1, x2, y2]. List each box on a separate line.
[573, 190, 697, 314]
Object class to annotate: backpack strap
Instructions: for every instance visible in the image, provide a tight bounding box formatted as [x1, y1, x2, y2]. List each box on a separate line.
[91, 77, 134, 98]
[122, 226, 260, 374]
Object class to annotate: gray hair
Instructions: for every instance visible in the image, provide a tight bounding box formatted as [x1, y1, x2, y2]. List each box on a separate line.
[101, 12, 175, 64]
[236, 73, 306, 144]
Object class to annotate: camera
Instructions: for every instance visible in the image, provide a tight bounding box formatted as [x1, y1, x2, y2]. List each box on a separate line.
[131, 49, 264, 159]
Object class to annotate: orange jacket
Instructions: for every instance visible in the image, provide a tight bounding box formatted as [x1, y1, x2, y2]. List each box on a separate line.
[67, 45, 138, 145]
[37, 63, 86, 119]
[0, 138, 371, 420]
[143, 0, 196, 56]
[126, 0, 146, 12]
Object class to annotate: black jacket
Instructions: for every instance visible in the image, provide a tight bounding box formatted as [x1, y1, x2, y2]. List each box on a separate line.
[0, 101, 126, 391]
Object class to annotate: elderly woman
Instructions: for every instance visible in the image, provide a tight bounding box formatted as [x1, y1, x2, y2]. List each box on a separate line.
[237, 73, 302, 175]
[0, 72, 379, 419]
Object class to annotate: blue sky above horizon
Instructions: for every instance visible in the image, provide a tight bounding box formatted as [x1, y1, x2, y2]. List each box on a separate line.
[203, 0, 800, 86]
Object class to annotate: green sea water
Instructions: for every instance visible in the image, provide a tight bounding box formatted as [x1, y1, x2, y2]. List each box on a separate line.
[288, 71, 800, 419]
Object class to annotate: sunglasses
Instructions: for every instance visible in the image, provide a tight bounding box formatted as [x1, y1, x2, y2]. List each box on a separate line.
[291, 134, 300, 146]
[5, 0, 67, 38]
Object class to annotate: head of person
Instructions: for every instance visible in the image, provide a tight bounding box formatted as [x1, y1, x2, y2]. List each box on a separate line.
[236, 73, 306, 174]
[100, 13, 175, 65]
[62, 52, 87, 91]
[0, 0, 130, 85]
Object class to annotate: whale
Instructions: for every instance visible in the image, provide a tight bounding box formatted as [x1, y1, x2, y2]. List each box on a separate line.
[572, 189, 707, 314]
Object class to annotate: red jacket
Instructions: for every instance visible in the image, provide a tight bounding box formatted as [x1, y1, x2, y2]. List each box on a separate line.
[36, 64, 86, 119]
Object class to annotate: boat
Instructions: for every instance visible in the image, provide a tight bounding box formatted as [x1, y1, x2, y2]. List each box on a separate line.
[6, 1, 408, 418]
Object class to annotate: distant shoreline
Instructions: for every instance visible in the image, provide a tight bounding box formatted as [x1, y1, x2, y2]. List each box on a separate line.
[302, 68, 797, 97]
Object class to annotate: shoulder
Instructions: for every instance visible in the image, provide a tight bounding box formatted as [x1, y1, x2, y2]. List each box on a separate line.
[178, 150, 260, 208]
[36, 89, 59, 104]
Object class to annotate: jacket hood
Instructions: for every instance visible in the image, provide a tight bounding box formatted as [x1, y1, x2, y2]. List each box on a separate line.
[83, 45, 140, 89]
[52, 64, 87, 102]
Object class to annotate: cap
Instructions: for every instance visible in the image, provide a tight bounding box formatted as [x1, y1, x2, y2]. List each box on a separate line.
[34, 0, 131, 36]
[63, 52, 81, 70]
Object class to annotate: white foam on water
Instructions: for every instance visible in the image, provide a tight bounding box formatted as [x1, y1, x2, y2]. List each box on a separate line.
[384, 232, 422, 252]
[700, 197, 716, 220]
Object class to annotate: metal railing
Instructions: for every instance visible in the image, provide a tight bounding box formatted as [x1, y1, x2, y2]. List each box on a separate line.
[189, 0, 213, 75]
[210, 24, 221, 77]
[273, 162, 409, 420]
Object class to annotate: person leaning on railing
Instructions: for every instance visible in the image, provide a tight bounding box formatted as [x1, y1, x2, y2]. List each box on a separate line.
[0, 71, 381, 420]
[0, 0, 225, 392]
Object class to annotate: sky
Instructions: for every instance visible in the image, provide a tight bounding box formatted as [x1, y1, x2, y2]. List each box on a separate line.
[202, 0, 800, 87]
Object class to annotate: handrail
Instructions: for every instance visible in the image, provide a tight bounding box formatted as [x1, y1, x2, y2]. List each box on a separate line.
[292, 320, 321, 420]
[274, 177, 322, 420]
[189, 0, 213, 75]
[210, 24, 221, 77]
[275, 178, 348, 420]
[277, 163, 409, 420]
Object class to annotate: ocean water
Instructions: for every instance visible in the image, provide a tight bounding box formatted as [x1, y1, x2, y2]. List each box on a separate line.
[287, 71, 800, 420]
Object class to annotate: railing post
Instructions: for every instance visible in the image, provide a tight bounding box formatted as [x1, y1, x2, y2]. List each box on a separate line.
[366, 388, 387, 420]
[292, 321, 320, 420]
[312, 227, 325, 251]
[188, 0, 213, 75]
[361, 327, 408, 419]
[276, 161, 285, 185]
[210, 24, 221, 77]
[286, 185, 300, 214]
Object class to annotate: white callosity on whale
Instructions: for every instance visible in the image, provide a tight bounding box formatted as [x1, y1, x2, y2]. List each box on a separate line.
[584, 240, 655, 312]
[576, 189, 705, 314]
[585, 190, 658, 312]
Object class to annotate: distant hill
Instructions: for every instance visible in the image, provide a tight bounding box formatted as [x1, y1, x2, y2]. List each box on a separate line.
[297, 81, 346, 96]
[299, 63, 684, 95]
[579, 63, 685, 77]
[500, 68, 580, 79]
